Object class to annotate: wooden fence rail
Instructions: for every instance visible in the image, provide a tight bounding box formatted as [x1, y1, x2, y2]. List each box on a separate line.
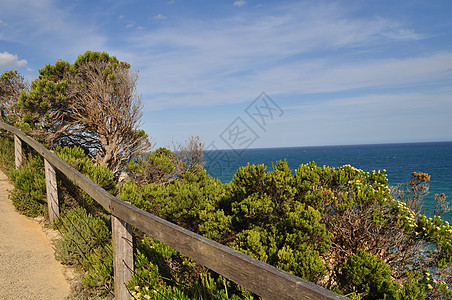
[0, 121, 346, 300]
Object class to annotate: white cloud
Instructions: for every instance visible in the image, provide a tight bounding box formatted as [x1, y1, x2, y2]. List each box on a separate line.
[278, 90, 452, 146]
[285, 91, 452, 114]
[233, 0, 246, 7]
[120, 2, 437, 111]
[0, 0, 107, 60]
[0, 52, 27, 69]
[0, 19, 8, 26]
[382, 27, 424, 40]
[153, 14, 167, 20]
[251, 52, 452, 96]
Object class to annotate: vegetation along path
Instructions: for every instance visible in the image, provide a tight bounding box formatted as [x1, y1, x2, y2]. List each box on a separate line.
[0, 170, 71, 299]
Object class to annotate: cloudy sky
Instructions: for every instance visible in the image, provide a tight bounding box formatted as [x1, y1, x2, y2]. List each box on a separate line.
[1, 0, 451, 149]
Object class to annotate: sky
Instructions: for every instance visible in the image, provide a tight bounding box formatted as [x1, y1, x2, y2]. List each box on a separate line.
[1, 0, 452, 150]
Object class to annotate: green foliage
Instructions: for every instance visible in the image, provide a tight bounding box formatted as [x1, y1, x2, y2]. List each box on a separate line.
[73, 50, 130, 77]
[119, 169, 231, 241]
[0, 133, 15, 171]
[398, 269, 452, 300]
[55, 145, 117, 206]
[276, 244, 325, 282]
[54, 207, 110, 264]
[128, 236, 250, 299]
[18, 60, 72, 130]
[82, 244, 114, 288]
[224, 161, 331, 282]
[18, 50, 149, 178]
[122, 158, 452, 299]
[415, 215, 452, 262]
[127, 147, 181, 185]
[55, 145, 92, 173]
[150, 147, 178, 174]
[0, 70, 28, 125]
[54, 207, 112, 289]
[8, 153, 46, 217]
[399, 271, 426, 300]
[337, 249, 400, 299]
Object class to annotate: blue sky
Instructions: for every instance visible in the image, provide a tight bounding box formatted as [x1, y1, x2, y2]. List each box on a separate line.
[1, 0, 451, 150]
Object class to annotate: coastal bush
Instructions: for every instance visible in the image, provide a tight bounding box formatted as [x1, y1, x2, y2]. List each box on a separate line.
[119, 168, 230, 241]
[0, 133, 15, 171]
[127, 138, 205, 187]
[225, 161, 331, 282]
[54, 145, 117, 211]
[54, 207, 113, 291]
[118, 158, 452, 299]
[126, 147, 183, 186]
[55, 146, 117, 194]
[127, 235, 250, 299]
[51, 146, 118, 295]
[8, 153, 46, 217]
[337, 249, 400, 299]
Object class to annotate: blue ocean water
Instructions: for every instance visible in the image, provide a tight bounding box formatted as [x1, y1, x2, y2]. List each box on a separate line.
[205, 142, 452, 220]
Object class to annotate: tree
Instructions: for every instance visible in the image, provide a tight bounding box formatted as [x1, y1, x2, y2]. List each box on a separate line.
[0, 70, 28, 125]
[19, 51, 151, 177]
[127, 136, 205, 186]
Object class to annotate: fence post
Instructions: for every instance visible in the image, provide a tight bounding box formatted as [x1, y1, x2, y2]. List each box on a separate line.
[14, 134, 22, 169]
[112, 215, 134, 299]
[44, 159, 59, 222]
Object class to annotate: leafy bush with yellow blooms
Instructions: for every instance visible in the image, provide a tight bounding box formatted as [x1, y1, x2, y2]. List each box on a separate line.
[118, 153, 452, 299]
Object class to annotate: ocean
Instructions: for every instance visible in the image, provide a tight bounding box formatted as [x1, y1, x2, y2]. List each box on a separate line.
[204, 141, 452, 221]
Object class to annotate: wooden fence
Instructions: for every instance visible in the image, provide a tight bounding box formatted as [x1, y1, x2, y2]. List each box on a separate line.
[0, 121, 346, 300]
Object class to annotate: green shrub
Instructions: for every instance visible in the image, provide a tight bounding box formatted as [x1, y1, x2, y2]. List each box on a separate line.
[54, 207, 110, 263]
[8, 188, 45, 217]
[399, 271, 426, 300]
[337, 249, 400, 299]
[119, 169, 231, 241]
[82, 244, 114, 289]
[55, 146, 117, 194]
[54, 145, 117, 212]
[225, 161, 331, 282]
[128, 235, 248, 300]
[8, 153, 46, 216]
[54, 207, 112, 291]
[0, 133, 15, 171]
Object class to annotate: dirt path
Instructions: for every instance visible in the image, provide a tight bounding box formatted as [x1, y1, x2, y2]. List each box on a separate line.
[0, 170, 71, 299]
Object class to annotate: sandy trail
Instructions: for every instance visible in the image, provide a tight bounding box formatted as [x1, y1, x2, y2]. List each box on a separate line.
[0, 170, 71, 299]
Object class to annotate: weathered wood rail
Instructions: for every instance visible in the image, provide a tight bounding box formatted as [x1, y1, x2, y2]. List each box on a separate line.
[0, 121, 346, 300]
